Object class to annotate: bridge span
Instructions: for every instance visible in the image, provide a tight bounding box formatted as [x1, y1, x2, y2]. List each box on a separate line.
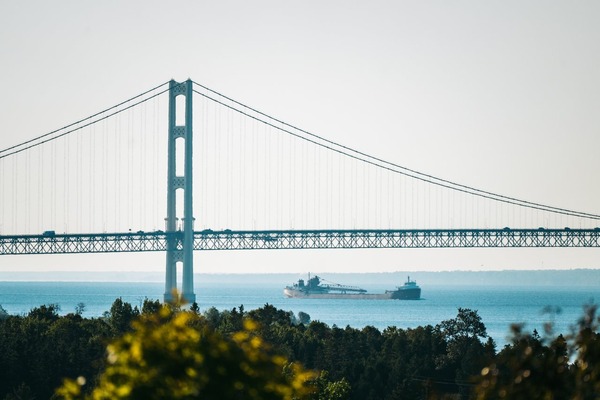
[2, 228, 599, 256]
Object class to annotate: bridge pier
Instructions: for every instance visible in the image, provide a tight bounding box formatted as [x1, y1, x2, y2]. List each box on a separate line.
[164, 79, 196, 304]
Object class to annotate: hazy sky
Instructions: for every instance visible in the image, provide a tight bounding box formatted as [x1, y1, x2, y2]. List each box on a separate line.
[1, 1, 599, 275]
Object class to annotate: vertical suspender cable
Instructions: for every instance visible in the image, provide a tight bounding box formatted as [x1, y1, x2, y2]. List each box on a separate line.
[90, 123, 95, 231]
[139, 102, 144, 229]
[74, 132, 78, 232]
[288, 126, 291, 229]
[12, 156, 16, 232]
[280, 127, 284, 229]
[1, 154, 4, 233]
[264, 124, 269, 228]
[64, 136, 68, 232]
[378, 167, 381, 228]
[79, 128, 83, 232]
[102, 117, 106, 232]
[339, 153, 342, 228]
[25, 150, 30, 232]
[129, 110, 133, 230]
[388, 167, 391, 229]
[228, 108, 233, 228]
[0, 158, 4, 233]
[427, 181, 430, 229]
[155, 95, 160, 230]
[351, 158, 356, 229]
[379, 167, 382, 228]
[214, 103, 218, 228]
[38, 144, 42, 231]
[241, 104, 247, 229]
[364, 163, 368, 228]
[313, 143, 317, 228]
[114, 115, 119, 231]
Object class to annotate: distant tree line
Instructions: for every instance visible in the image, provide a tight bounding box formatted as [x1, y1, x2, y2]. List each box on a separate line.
[0, 298, 598, 399]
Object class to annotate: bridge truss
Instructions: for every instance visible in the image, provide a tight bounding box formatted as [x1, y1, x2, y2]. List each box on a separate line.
[2, 228, 599, 255]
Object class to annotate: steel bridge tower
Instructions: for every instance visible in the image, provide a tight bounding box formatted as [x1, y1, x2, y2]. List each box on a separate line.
[164, 79, 196, 303]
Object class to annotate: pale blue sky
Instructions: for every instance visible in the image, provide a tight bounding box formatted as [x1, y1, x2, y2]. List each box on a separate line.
[1, 1, 599, 274]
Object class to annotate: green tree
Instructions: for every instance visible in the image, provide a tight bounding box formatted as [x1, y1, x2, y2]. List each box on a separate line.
[0, 304, 8, 320]
[140, 298, 161, 315]
[202, 306, 222, 329]
[435, 308, 491, 398]
[107, 298, 139, 334]
[298, 311, 311, 325]
[248, 303, 294, 327]
[189, 301, 200, 314]
[28, 303, 61, 322]
[0, 307, 111, 400]
[437, 308, 487, 342]
[75, 302, 86, 316]
[56, 308, 316, 400]
[306, 371, 351, 400]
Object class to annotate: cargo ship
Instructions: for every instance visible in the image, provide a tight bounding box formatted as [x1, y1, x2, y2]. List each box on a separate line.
[283, 274, 421, 300]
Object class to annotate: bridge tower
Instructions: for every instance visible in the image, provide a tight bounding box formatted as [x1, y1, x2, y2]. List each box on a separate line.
[164, 79, 196, 303]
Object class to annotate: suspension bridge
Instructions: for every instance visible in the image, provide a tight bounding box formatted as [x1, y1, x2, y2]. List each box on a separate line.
[1, 79, 599, 302]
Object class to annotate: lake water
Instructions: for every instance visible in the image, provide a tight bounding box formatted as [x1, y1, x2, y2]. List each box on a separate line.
[0, 278, 598, 348]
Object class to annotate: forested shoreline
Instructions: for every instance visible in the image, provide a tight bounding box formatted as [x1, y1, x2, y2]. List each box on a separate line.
[0, 299, 598, 399]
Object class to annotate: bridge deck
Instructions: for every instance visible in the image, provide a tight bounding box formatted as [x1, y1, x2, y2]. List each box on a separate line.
[1, 229, 599, 255]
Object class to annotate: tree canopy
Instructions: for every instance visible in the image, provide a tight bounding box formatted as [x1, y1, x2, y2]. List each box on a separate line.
[57, 306, 315, 400]
[0, 299, 599, 400]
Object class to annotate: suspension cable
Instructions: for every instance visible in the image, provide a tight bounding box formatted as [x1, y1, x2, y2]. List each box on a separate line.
[0, 81, 173, 159]
[191, 82, 600, 221]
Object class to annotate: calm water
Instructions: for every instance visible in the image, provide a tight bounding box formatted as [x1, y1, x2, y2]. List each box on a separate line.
[0, 280, 598, 347]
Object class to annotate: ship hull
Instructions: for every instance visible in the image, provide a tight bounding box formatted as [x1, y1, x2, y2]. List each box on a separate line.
[389, 288, 421, 300]
[284, 287, 419, 300]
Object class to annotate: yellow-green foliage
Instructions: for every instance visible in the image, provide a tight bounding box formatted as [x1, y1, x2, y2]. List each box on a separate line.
[56, 306, 315, 400]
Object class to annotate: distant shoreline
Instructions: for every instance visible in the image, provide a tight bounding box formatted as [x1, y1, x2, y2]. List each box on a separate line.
[1, 269, 599, 287]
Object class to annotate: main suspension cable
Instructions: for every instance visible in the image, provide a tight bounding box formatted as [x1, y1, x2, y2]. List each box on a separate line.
[192, 82, 600, 221]
[0, 81, 173, 159]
